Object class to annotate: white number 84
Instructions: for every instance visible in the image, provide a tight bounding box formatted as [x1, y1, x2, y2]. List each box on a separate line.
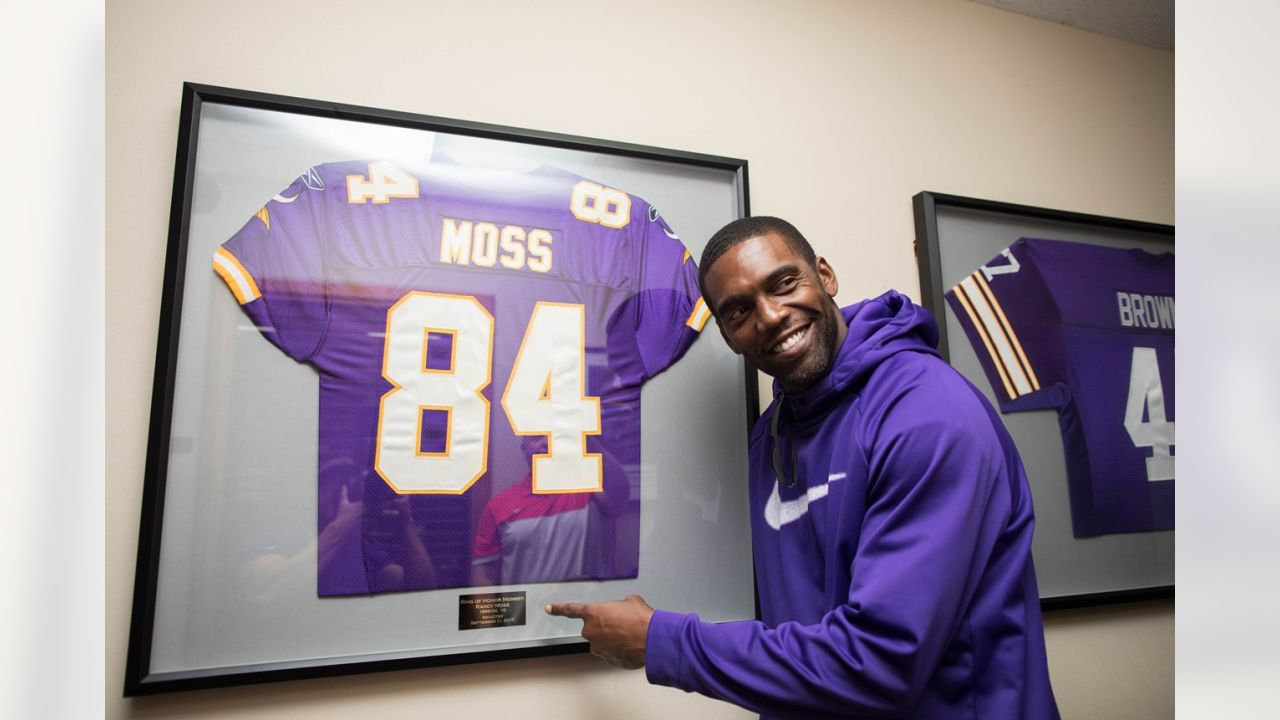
[375, 292, 601, 495]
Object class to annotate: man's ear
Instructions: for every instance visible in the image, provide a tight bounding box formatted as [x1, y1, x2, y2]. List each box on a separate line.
[816, 256, 839, 298]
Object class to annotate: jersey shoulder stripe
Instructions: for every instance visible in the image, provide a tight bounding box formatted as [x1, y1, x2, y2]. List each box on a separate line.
[972, 272, 1040, 390]
[949, 279, 1017, 400]
[685, 297, 712, 332]
[951, 273, 1038, 398]
[212, 246, 261, 304]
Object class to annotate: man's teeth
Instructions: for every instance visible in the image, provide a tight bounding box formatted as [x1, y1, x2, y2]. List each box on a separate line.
[772, 327, 807, 354]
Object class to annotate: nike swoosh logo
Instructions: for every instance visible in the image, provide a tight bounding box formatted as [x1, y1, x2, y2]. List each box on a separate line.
[764, 472, 846, 530]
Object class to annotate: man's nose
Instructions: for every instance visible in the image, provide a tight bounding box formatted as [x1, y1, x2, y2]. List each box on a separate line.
[756, 296, 788, 331]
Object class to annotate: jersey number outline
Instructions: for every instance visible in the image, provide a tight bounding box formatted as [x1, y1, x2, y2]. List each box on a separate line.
[347, 161, 420, 204]
[1123, 346, 1175, 482]
[570, 180, 631, 228]
[375, 292, 602, 495]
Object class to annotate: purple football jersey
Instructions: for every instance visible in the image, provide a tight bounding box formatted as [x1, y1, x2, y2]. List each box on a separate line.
[213, 159, 709, 595]
[946, 238, 1174, 537]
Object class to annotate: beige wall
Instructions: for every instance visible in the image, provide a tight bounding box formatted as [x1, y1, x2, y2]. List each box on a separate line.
[107, 1, 1173, 717]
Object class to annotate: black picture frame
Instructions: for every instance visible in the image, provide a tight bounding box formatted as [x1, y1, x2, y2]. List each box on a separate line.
[913, 191, 1174, 611]
[126, 83, 759, 695]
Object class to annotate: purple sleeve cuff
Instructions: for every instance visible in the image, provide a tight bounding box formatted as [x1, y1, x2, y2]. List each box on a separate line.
[645, 609, 691, 689]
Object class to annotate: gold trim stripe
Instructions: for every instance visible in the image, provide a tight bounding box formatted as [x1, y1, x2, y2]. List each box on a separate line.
[973, 273, 1039, 390]
[958, 275, 1033, 397]
[212, 247, 261, 304]
[685, 297, 711, 332]
[951, 283, 1017, 400]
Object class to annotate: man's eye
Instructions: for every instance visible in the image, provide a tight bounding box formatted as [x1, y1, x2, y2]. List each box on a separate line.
[778, 276, 798, 291]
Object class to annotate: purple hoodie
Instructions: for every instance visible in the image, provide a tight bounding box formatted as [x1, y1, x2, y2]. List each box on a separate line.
[646, 291, 1059, 719]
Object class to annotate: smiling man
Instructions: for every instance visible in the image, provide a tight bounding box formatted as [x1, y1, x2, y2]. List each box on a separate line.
[547, 217, 1059, 719]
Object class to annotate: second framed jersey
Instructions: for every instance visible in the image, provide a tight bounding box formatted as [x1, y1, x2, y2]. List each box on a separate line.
[914, 191, 1173, 608]
[946, 238, 1174, 538]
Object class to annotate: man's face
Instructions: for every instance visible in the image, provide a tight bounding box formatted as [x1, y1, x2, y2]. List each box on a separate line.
[703, 232, 847, 393]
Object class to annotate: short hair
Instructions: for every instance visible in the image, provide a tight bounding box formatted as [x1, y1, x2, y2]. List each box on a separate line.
[698, 216, 818, 315]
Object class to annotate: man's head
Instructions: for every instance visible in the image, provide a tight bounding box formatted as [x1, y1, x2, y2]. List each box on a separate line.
[699, 217, 848, 393]
[698, 217, 817, 292]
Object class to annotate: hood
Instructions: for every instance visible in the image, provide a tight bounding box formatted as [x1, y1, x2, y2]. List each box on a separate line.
[773, 290, 940, 424]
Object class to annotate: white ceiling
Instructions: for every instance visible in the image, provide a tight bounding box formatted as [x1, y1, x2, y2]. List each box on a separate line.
[967, 0, 1174, 50]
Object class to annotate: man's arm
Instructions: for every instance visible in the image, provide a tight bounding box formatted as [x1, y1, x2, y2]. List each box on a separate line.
[549, 366, 1014, 718]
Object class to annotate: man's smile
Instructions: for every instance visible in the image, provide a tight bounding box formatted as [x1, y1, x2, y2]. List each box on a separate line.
[769, 324, 810, 357]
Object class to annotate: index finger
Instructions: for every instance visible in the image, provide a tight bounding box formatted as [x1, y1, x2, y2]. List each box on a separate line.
[545, 602, 588, 619]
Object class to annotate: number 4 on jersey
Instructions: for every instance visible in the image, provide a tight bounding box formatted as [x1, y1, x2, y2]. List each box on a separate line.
[347, 161, 420, 204]
[503, 303, 602, 493]
[1123, 346, 1175, 482]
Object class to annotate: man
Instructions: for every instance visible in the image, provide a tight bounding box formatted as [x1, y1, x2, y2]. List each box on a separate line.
[547, 217, 1059, 719]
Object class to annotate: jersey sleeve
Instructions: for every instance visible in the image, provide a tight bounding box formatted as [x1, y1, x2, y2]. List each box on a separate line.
[629, 205, 708, 380]
[944, 241, 1067, 412]
[212, 169, 331, 361]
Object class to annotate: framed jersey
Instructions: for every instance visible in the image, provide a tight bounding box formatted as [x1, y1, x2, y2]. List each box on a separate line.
[914, 192, 1174, 609]
[126, 84, 757, 694]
